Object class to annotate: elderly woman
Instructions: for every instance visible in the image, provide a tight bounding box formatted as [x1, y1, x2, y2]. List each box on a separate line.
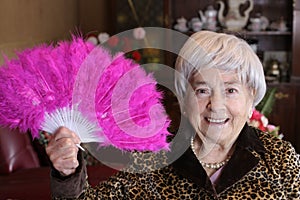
[47, 31, 300, 199]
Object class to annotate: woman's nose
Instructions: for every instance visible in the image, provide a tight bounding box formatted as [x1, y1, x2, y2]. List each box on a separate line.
[207, 93, 225, 111]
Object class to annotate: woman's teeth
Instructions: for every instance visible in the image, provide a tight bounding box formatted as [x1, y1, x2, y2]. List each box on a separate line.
[207, 118, 227, 123]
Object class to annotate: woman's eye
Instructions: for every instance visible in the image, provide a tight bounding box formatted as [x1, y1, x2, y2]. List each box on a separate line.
[227, 88, 237, 94]
[195, 88, 210, 95]
[197, 89, 206, 93]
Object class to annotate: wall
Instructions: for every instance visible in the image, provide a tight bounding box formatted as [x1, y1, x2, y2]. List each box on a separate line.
[0, 0, 79, 64]
[78, 0, 112, 35]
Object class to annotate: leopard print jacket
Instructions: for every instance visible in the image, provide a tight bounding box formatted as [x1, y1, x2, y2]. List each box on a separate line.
[51, 124, 300, 199]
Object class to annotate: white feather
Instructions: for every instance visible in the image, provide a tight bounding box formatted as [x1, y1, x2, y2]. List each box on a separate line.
[41, 106, 103, 143]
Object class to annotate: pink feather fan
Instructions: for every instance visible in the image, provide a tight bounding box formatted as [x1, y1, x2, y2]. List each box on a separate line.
[0, 36, 170, 151]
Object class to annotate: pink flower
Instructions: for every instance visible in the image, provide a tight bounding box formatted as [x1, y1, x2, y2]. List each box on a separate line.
[249, 109, 266, 131]
[249, 109, 283, 139]
[107, 36, 119, 47]
[133, 27, 146, 40]
[266, 124, 276, 132]
[250, 109, 263, 121]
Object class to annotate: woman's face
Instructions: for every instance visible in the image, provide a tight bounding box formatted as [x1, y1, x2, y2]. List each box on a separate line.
[185, 68, 254, 146]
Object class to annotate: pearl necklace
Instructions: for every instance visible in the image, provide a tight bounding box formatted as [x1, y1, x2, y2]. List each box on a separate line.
[190, 137, 231, 169]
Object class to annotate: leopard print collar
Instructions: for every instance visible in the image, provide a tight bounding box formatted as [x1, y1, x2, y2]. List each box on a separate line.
[171, 124, 266, 194]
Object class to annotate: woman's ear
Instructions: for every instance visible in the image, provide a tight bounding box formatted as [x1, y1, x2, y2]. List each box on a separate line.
[247, 89, 255, 119]
[248, 107, 254, 119]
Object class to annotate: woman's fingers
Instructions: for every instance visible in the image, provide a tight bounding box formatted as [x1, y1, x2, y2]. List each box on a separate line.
[48, 138, 79, 162]
[46, 127, 81, 176]
[53, 126, 81, 144]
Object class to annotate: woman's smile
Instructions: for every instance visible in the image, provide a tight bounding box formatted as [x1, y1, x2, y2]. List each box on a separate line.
[205, 117, 229, 124]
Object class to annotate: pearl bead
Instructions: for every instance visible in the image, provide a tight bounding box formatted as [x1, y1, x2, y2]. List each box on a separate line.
[190, 137, 231, 169]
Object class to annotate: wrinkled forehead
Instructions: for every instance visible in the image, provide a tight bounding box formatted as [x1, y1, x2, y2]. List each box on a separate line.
[189, 68, 241, 85]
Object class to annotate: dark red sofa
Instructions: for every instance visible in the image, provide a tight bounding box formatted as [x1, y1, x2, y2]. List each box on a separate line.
[0, 127, 117, 200]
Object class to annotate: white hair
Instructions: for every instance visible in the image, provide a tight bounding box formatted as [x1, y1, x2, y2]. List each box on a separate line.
[174, 31, 266, 106]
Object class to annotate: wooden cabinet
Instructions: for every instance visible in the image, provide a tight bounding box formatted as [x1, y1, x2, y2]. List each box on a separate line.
[166, 0, 300, 152]
[110, 0, 300, 152]
[267, 84, 300, 151]
[168, 0, 293, 71]
[110, 0, 167, 33]
[292, 5, 300, 79]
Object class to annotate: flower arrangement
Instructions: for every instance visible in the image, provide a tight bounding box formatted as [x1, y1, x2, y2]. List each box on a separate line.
[86, 28, 146, 63]
[248, 109, 283, 139]
[248, 88, 283, 139]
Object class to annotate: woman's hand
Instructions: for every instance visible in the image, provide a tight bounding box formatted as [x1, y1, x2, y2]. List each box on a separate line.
[46, 127, 81, 176]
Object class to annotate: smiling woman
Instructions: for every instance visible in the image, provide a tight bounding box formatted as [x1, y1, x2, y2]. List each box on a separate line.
[47, 31, 299, 199]
[174, 31, 263, 178]
[185, 69, 254, 162]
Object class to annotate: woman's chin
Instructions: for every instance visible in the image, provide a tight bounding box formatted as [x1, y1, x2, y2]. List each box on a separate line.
[199, 119, 232, 143]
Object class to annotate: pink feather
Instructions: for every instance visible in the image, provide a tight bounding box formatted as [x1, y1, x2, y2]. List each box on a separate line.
[0, 36, 170, 151]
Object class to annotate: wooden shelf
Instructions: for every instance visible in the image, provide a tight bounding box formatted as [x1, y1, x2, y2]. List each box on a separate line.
[186, 30, 292, 36]
[223, 30, 292, 36]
